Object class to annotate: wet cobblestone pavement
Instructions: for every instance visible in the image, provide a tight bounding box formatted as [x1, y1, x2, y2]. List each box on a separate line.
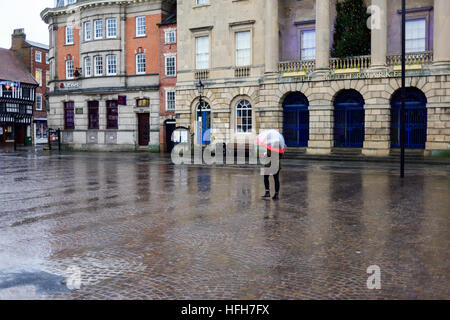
[0, 149, 448, 299]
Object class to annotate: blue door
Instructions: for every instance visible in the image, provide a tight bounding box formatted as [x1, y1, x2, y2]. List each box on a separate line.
[391, 88, 427, 149]
[334, 90, 365, 148]
[283, 93, 309, 147]
[197, 102, 211, 145]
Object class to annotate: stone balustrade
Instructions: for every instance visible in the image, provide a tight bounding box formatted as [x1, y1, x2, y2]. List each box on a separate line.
[278, 60, 316, 73]
[329, 55, 371, 70]
[194, 69, 209, 80]
[387, 51, 433, 66]
[235, 67, 250, 78]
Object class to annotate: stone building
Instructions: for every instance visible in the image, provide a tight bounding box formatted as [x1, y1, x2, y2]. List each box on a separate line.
[41, 0, 176, 151]
[175, 0, 450, 157]
[11, 29, 50, 145]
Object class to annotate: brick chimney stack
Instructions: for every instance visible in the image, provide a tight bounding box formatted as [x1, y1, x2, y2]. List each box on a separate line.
[11, 28, 26, 50]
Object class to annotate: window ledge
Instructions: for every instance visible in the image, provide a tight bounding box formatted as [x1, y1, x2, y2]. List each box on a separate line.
[193, 4, 211, 9]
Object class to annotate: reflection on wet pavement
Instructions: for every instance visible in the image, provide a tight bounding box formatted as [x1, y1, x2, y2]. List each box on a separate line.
[0, 150, 448, 299]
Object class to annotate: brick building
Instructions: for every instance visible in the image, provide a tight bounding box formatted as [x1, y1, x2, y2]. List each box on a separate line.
[158, 13, 177, 153]
[41, 0, 176, 151]
[11, 29, 50, 144]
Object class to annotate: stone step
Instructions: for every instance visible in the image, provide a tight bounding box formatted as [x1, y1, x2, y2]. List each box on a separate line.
[331, 148, 363, 156]
[282, 151, 450, 165]
[284, 147, 307, 156]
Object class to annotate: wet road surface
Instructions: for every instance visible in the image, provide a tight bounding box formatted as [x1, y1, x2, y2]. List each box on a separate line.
[0, 150, 449, 299]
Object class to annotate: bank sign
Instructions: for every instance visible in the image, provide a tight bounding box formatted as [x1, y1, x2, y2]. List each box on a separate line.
[59, 82, 80, 89]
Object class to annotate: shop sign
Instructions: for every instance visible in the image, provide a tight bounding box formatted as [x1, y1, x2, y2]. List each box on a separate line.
[59, 82, 80, 89]
[118, 95, 127, 106]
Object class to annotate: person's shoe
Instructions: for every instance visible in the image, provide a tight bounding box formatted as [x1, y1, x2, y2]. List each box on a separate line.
[261, 191, 271, 199]
[272, 193, 279, 200]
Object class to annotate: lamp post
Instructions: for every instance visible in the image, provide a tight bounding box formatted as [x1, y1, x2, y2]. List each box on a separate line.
[400, 0, 406, 178]
[195, 80, 205, 145]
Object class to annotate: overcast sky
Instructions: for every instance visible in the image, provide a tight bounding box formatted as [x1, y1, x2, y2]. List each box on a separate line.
[0, 0, 54, 48]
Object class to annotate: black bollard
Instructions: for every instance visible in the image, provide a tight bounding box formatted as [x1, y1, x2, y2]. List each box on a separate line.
[57, 129, 61, 152]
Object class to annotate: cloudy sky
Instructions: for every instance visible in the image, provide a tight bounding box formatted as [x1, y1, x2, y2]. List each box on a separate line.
[0, 0, 54, 48]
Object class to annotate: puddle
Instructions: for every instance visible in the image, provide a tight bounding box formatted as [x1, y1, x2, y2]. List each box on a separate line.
[0, 268, 70, 295]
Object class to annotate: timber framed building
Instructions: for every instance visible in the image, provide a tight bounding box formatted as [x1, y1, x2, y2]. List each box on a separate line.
[0, 48, 37, 148]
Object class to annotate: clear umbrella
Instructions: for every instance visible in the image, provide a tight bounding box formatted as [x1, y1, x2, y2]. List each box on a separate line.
[255, 129, 286, 154]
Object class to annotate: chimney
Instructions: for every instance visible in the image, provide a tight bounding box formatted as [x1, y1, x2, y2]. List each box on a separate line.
[11, 28, 26, 50]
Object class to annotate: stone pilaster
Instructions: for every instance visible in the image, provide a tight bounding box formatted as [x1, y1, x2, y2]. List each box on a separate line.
[264, 0, 279, 73]
[49, 19, 58, 83]
[370, 0, 387, 69]
[120, 12, 126, 76]
[315, 0, 331, 72]
[306, 106, 334, 155]
[433, 0, 450, 68]
[362, 104, 391, 156]
[425, 102, 450, 152]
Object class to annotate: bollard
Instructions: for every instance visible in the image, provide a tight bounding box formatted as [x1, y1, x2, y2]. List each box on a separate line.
[57, 129, 61, 152]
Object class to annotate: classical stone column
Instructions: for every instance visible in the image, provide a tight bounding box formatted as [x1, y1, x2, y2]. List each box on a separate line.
[433, 0, 450, 68]
[370, 0, 387, 68]
[264, 0, 279, 73]
[315, 0, 331, 71]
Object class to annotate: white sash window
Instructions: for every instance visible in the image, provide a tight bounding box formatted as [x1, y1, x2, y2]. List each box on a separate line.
[236, 31, 251, 67]
[196, 36, 209, 70]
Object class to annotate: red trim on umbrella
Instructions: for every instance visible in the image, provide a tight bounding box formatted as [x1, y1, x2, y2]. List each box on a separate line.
[256, 136, 285, 153]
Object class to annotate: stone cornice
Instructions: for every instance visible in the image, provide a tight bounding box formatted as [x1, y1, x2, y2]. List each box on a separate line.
[41, 0, 168, 23]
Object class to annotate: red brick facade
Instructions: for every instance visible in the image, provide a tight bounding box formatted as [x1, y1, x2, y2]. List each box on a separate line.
[158, 18, 177, 153]
[125, 14, 163, 76]
[10, 29, 49, 144]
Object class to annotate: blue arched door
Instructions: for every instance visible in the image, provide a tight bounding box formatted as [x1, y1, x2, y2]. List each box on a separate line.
[334, 90, 365, 148]
[391, 88, 427, 149]
[197, 101, 211, 145]
[283, 92, 309, 147]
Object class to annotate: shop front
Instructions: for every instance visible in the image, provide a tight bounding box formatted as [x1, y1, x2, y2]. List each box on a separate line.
[33, 118, 48, 144]
[0, 111, 33, 148]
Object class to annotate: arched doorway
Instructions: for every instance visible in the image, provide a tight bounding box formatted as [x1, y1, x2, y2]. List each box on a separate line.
[334, 90, 365, 148]
[197, 101, 211, 145]
[165, 120, 176, 153]
[282, 92, 309, 147]
[390, 88, 427, 149]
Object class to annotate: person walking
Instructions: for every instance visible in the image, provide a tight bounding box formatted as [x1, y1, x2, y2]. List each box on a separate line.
[255, 129, 286, 201]
[261, 149, 281, 200]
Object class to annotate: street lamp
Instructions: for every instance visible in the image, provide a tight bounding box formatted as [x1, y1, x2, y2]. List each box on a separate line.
[196, 79, 204, 97]
[196, 80, 205, 145]
[400, 0, 406, 178]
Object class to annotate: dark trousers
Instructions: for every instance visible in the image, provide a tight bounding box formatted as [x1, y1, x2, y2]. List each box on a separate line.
[264, 170, 280, 193]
